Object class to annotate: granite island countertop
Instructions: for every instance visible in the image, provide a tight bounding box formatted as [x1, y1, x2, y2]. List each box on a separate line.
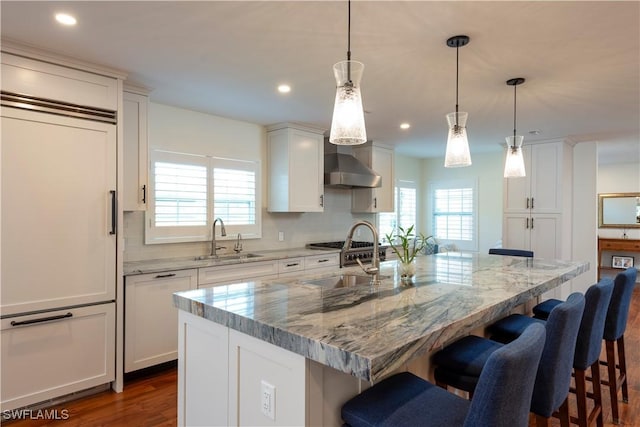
[173, 252, 589, 383]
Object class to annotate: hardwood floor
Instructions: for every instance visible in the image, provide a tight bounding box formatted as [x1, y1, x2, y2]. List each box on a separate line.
[4, 289, 640, 427]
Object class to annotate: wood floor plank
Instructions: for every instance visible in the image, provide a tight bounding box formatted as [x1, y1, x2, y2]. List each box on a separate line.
[4, 290, 639, 426]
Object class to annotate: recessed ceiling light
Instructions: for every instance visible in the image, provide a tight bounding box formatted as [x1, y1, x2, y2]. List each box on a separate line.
[55, 13, 77, 26]
[277, 84, 291, 94]
[400, 123, 411, 130]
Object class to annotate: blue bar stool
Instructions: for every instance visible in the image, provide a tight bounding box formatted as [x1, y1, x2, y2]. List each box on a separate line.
[531, 268, 636, 424]
[489, 278, 614, 427]
[489, 248, 534, 257]
[432, 292, 584, 426]
[341, 324, 546, 427]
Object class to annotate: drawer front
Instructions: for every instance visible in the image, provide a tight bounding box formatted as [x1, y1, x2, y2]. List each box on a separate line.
[1, 303, 115, 411]
[600, 240, 640, 251]
[198, 260, 278, 286]
[305, 253, 340, 270]
[278, 257, 305, 275]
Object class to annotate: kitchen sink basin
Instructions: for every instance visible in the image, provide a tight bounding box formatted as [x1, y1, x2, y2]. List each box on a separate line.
[194, 253, 263, 261]
[303, 274, 388, 289]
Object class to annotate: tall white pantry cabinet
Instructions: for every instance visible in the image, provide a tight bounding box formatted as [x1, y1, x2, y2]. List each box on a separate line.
[1, 47, 124, 411]
[502, 140, 573, 261]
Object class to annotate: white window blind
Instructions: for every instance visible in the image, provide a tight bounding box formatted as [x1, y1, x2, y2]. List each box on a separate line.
[379, 181, 417, 241]
[430, 179, 478, 252]
[213, 168, 256, 225]
[146, 150, 261, 244]
[154, 162, 207, 226]
[434, 187, 473, 240]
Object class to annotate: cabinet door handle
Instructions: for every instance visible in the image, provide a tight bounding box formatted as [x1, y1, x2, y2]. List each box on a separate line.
[531, 198, 534, 209]
[11, 312, 73, 327]
[374, 198, 377, 209]
[142, 184, 147, 204]
[320, 194, 324, 207]
[526, 218, 529, 229]
[531, 218, 534, 229]
[286, 263, 300, 267]
[110, 190, 117, 235]
[155, 273, 177, 279]
[526, 197, 529, 209]
[317, 259, 329, 263]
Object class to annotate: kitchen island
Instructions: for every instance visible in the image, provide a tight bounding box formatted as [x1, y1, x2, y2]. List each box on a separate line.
[173, 252, 588, 426]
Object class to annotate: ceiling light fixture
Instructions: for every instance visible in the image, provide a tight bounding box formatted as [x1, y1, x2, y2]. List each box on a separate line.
[329, 0, 367, 145]
[277, 84, 291, 94]
[55, 13, 76, 26]
[444, 35, 471, 168]
[503, 77, 526, 178]
[400, 123, 410, 130]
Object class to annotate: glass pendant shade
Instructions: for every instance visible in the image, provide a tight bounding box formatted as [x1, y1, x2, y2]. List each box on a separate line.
[504, 135, 526, 178]
[444, 111, 472, 167]
[329, 60, 367, 145]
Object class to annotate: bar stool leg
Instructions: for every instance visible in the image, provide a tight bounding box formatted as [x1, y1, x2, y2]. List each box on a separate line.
[606, 340, 620, 424]
[591, 360, 604, 427]
[618, 336, 628, 403]
[575, 368, 589, 427]
[558, 397, 571, 427]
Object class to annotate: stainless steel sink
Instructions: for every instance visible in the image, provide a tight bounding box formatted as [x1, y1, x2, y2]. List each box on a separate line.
[194, 253, 263, 261]
[303, 274, 387, 289]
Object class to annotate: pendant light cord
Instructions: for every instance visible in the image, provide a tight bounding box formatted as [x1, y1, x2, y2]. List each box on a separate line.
[513, 83, 518, 139]
[346, 0, 352, 82]
[455, 44, 460, 117]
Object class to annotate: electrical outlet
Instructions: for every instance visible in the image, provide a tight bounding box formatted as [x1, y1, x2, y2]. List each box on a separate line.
[278, 231, 284, 241]
[261, 380, 275, 420]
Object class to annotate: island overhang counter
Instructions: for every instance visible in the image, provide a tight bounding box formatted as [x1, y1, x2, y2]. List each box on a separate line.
[173, 253, 588, 426]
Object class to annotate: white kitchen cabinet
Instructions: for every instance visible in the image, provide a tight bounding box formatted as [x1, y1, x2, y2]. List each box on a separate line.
[352, 143, 395, 213]
[198, 260, 278, 288]
[1, 304, 115, 411]
[502, 140, 572, 260]
[123, 89, 149, 211]
[267, 123, 325, 213]
[125, 269, 197, 373]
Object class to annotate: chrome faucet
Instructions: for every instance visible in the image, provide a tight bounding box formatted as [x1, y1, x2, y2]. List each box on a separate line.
[343, 220, 381, 286]
[234, 233, 243, 254]
[210, 217, 227, 257]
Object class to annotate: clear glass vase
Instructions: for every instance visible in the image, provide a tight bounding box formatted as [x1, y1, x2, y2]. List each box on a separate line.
[399, 260, 416, 284]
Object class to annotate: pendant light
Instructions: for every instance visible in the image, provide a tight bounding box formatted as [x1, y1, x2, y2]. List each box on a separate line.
[444, 35, 471, 167]
[329, 0, 367, 145]
[503, 78, 526, 178]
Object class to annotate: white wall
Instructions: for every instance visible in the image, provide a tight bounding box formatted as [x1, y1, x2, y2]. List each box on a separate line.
[597, 161, 640, 240]
[420, 152, 504, 253]
[123, 102, 375, 262]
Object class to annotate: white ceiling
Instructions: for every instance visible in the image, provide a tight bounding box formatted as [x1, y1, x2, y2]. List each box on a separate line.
[2, 1, 639, 163]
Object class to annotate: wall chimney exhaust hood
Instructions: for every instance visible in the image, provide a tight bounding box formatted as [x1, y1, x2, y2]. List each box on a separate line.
[324, 140, 381, 188]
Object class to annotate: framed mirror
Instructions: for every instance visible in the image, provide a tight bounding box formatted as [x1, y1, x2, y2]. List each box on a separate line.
[598, 192, 640, 228]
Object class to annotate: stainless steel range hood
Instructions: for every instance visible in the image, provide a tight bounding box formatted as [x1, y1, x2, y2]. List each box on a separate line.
[324, 140, 381, 188]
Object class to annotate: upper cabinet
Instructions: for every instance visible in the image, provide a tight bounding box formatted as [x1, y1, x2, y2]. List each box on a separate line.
[267, 123, 324, 213]
[123, 89, 149, 211]
[352, 143, 395, 213]
[504, 142, 564, 214]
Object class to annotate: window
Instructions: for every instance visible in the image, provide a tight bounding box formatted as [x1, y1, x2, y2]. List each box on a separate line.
[146, 150, 261, 244]
[379, 180, 418, 240]
[430, 179, 478, 251]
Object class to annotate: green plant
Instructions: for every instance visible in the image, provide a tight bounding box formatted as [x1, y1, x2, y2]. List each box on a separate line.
[385, 225, 430, 264]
